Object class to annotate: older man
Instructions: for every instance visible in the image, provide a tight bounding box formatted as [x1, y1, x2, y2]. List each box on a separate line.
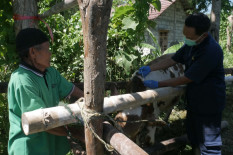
[8, 28, 84, 155]
[138, 13, 225, 155]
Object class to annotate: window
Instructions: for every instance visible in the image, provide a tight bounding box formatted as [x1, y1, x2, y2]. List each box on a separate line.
[159, 31, 169, 52]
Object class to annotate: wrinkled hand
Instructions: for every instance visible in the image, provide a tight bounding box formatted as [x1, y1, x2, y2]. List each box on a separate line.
[143, 80, 159, 89]
[138, 66, 151, 77]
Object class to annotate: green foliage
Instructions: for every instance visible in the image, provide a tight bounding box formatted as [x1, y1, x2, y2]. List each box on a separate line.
[164, 42, 184, 54]
[220, 11, 233, 68]
[37, 0, 162, 82]
[0, 1, 18, 77]
[106, 0, 161, 81]
[224, 52, 233, 68]
[0, 1, 17, 154]
[190, 0, 233, 14]
[38, 1, 84, 82]
[0, 94, 8, 155]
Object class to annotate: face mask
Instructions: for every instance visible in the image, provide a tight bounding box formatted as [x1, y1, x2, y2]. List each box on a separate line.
[184, 37, 197, 46]
[184, 33, 205, 46]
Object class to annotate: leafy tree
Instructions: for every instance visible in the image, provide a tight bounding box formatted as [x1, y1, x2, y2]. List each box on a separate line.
[0, 1, 17, 154]
[191, 0, 232, 14]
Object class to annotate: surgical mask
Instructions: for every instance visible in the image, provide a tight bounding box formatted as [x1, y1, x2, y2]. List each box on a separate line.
[184, 33, 205, 46]
[184, 37, 197, 46]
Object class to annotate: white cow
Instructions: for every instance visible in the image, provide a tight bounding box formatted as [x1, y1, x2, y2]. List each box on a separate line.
[115, 54, 185, 147]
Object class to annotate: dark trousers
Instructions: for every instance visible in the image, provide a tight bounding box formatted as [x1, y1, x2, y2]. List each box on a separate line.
[186, 111, 222, 155]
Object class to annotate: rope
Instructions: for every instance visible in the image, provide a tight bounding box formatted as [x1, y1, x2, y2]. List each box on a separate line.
[66, 98, 166, 152]
[77, 98, 115, 152]
[13, 14, 54, 43]
[64, 104, 83, 125]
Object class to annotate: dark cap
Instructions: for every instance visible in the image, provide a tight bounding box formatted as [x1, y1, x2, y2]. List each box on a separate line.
[16, 28, 49, 52]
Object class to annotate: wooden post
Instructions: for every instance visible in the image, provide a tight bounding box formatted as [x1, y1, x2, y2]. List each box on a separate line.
[77, 0, 113, 154]
[13, 0, 38, 35]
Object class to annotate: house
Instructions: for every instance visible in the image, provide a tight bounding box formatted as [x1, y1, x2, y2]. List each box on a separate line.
[145, 0, 193, 52]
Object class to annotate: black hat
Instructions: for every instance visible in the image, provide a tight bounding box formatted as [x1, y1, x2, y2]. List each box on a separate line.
[16, 28, 49, 52]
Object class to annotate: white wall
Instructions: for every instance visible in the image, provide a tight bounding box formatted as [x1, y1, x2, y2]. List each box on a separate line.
[145, 0, 187, 50]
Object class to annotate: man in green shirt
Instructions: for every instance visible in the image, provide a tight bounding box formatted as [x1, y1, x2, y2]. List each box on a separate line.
[8, 28, 84, 155]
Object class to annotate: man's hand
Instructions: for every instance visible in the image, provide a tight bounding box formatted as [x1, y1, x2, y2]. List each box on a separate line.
[138, 66, 151, 77]
[143, 80, 159, 89]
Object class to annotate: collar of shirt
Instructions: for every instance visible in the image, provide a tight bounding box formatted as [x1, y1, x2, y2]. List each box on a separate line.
[19, 61, 47, 77]
[194, 33, 211, 49]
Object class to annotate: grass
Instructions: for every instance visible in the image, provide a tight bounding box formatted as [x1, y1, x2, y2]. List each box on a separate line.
[222, 83, 233, 154]
[153, 83, 233, 155]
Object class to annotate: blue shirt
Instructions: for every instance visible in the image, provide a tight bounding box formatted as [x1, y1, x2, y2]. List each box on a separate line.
[172, 34, 226, 115]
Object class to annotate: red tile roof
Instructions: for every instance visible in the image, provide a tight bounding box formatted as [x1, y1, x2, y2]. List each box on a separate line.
[148, 0, 176, 20]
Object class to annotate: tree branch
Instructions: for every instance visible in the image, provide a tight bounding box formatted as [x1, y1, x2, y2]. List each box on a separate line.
[39, 0, 78, 18]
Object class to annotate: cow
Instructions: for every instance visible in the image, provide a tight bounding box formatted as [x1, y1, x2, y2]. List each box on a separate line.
[115, 53, 185, 147]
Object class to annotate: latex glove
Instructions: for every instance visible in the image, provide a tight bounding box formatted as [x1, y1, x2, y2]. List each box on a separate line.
[138, 66, 151, 77]
[143, 80, 159, 89]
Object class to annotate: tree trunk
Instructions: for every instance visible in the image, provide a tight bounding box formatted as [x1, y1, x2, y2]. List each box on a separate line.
[227, 14, 233, 52]
[12, 0, 38, 35]
[210, 0, 221, 42]
[77, 0, 113, 154]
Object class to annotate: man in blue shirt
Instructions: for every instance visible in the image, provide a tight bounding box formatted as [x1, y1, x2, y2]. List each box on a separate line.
[138, 13, 225, 154]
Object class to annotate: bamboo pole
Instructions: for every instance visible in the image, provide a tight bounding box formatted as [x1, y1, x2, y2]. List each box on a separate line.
[22, 86, 185, 135]
[103, 121, 148, 155]
[77, 0, 113, 154]
[22, 75, 233, 135]
[39, 0, 78, 18]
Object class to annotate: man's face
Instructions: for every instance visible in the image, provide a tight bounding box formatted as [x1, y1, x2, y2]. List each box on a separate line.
[33, 41, 51, 71]
[183, 26, 201, 41]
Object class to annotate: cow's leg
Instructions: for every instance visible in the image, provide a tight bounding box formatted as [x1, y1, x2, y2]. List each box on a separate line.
[115, 107, 144, 140]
